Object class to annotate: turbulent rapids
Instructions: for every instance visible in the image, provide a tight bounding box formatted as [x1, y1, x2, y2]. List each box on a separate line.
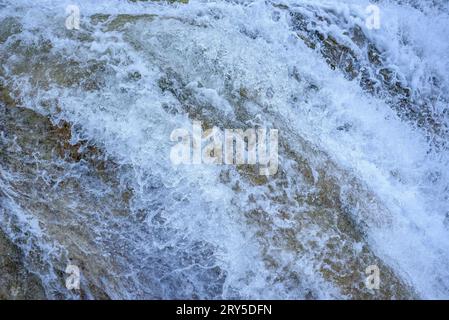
[1, 0, 449, 299]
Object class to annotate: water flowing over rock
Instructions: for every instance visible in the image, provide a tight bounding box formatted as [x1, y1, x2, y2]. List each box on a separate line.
[1, 0, 449, 299]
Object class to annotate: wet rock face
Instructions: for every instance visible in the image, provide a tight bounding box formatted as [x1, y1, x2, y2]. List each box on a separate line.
[0, 17, 22, 44]
[1, 46, 414, 300]
[1, 91, 112, 299]
[0, 231, 46, 300]
[287, 5, 448, 149]
[1, 84, 225, 299]
[1, 1, 447, 299]
[155, 65, 416, 299]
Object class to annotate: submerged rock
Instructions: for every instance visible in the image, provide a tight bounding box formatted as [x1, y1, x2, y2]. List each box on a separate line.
[0, 230, 46, 299]
[286, 5, 448, 148]
[1, 1, 447, 299]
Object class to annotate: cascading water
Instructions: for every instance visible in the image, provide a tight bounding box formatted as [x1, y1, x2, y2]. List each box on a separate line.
[0, 0, 448, 299]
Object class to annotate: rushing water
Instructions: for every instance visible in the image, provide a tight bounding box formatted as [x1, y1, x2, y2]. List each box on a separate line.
[1, 0, 449, 299]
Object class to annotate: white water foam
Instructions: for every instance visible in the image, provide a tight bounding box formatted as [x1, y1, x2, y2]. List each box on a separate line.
[1, 0, 448, 298]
